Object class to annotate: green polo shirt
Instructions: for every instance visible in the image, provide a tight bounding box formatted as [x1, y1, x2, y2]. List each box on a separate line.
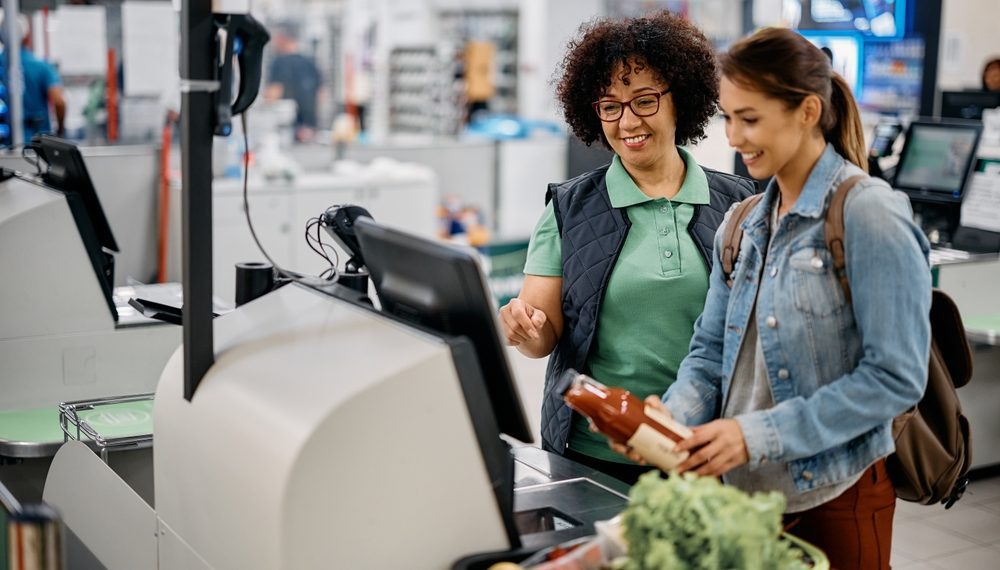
[524, 148, 711, 463]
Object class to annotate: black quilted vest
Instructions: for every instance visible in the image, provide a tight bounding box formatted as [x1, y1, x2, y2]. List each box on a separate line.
[540, 163, 756, 454]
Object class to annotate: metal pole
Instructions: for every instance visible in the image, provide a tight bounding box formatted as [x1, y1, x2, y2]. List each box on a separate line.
[4, 0, 24, 146]
[180, 0, 216, 400]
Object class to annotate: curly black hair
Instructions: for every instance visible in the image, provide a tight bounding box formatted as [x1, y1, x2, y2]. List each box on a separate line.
[555, 11, 719, 148]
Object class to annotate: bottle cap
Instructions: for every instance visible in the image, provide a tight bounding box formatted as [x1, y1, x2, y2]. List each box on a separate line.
[556, 368, 582, 395]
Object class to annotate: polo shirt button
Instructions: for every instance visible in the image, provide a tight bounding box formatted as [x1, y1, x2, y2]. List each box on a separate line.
[664, 250, 673, 259]
[777, 368, 790, 380]
[802, 470, 814, 481]
[769, 266, 777, 277]
[660, 228, 670, 236]
[765, 315, 778, 328]
[660, 205, 669, 213]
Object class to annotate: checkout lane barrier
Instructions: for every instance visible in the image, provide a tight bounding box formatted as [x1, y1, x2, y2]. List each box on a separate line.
[58, 394, 155, 464]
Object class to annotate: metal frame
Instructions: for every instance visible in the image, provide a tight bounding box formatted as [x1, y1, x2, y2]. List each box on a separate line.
[58, 393, 155, 463]
[180, 0, 217, 400]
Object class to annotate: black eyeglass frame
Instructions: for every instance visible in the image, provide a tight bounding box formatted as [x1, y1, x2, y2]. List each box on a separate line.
[592, 89, 672, 122]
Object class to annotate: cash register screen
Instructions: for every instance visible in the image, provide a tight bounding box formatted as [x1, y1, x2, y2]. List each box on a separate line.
[354, 217, 533, 444]
[28, 135, 120, 320]
[893, 121, 982, 203]
[940, 90, 1000, 121]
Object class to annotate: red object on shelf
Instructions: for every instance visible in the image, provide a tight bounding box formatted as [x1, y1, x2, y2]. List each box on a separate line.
[106, 48, 118, 142]
[157, 123, 172, 283]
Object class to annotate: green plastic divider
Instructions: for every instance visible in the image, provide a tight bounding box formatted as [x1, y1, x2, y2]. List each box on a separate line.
[0, 401, 153, 450]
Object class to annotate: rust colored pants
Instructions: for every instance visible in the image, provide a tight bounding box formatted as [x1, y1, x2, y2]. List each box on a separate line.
[784, 460, 896, 570]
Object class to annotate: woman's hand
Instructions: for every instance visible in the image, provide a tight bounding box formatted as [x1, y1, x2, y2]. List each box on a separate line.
[501, 276, 563, 358]
[674, 419, 749, 477]
[499, 298, 548, 346]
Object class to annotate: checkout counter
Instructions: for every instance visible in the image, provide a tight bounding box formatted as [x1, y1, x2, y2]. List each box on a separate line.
[934, 253, 1000, 469]
[41, 219, 630, 569]
[0, 140, 180, 503]
[888, 119, 1000, 471]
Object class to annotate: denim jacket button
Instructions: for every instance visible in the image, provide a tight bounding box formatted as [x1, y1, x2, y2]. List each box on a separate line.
[811, 256, 823, 269]
[765, 315, 778, 328]
[802, 470, 814, 481]
[777, 368, 790, 380]
[769, 266, 777, 277]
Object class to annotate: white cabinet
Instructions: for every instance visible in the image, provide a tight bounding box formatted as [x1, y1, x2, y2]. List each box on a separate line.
[169, 170, 439, 304]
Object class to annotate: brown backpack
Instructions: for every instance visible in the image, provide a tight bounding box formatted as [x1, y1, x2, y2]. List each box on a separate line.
[721, 176, 974, 508]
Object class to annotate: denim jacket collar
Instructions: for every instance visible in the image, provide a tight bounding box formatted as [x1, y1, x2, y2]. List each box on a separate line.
[740, 144, 845, 250]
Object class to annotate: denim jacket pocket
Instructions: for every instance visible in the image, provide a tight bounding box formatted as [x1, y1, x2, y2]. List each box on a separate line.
[788, 247, 845, 317]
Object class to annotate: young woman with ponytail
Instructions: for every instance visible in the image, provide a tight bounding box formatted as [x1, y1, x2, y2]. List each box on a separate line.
[612, 27, 932, 568]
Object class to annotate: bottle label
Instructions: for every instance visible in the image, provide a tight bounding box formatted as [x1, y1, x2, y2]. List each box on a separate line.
[627, 424, 689, 472]
[644, 405, 694, 441]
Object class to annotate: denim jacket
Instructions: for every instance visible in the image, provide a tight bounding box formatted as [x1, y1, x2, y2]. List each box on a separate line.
[663, 144, 931, 492]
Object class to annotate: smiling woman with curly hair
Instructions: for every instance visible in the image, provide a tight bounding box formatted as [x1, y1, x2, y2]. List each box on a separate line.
[556, 12, 720, 149]
[498, 11, 756, 485]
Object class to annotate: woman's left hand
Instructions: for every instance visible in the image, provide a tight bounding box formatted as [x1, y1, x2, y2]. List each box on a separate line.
[674, 419, 749, 477]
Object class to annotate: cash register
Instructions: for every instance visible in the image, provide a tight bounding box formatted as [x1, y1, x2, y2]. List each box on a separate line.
[891, 119, 999, 253]
[0, 136, 180, 459]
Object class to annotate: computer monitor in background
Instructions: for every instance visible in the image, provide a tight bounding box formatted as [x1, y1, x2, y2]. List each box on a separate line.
[30, 135, 119, 319]
[893, 120, 983, 204]
[32, 135, 118, 254]
[353, 217, 533, 444]
[940, 90, 1000, 121]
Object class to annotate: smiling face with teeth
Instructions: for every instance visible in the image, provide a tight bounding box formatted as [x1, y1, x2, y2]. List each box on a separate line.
[597, 62, 679, 178]
[718, 75, 826, 188]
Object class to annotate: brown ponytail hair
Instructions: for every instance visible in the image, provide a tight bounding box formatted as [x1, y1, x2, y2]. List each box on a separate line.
[719, 27, 868, 172]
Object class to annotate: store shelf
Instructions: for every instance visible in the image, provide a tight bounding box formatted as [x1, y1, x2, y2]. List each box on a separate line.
[387, 47, 463, 135]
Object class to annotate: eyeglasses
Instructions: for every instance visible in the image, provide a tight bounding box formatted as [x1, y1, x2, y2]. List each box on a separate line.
[592, 89, 671, 122]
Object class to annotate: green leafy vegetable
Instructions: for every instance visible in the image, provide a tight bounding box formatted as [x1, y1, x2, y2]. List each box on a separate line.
[621, 472, 810, 570]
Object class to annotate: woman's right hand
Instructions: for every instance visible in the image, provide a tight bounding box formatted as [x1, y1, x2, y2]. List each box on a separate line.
[499, 298, 548, 346]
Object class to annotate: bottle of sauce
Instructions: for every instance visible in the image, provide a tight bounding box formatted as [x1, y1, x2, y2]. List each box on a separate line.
[560, 370, 692, 472]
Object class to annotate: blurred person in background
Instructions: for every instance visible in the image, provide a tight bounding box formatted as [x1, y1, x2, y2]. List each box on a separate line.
[264, 22, 322, 143]
[982, 57, 1000, 92]
[498, 12, 755, 486]
[1, 14, 65, 140]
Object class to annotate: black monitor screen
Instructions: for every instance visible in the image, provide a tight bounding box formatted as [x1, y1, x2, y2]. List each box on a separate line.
[940, 90, 1000, 121]
[869, 120, 902, 158]
[32, 135, 118, 253]
[893, 120, 982, 203]
[31, 135, 118, 320]
[354, 218, 533, 444]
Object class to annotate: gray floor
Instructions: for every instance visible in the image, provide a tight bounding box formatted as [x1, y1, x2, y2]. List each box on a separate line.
[506, 349, 1000, 568]
[892, 477, 1000, 569]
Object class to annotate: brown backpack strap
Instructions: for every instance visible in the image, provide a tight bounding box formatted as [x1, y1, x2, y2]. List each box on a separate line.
[721, 193, 765, 287]
[824, 174, 867, 304]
